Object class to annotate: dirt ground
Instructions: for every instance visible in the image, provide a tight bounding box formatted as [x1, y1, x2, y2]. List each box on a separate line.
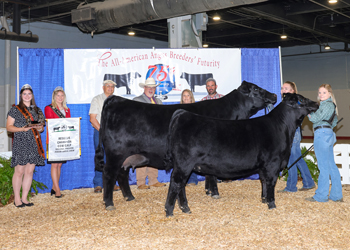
[1, 179, 349, 250]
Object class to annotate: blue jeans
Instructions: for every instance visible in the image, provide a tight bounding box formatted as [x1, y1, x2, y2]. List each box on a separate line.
[285, 128, 315, 192]
[313, 128, 342, 202]
[93, 129, 104, 188]
[93, 129, 119, 188]
[187, 172, 198, 185]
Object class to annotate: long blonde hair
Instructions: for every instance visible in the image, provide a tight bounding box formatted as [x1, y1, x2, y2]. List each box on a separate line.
[52, 89, 68, 109]
[317, 84, 338, 115]
[180, 89, 195, 104]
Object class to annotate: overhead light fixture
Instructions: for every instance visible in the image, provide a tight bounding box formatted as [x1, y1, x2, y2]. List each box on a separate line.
[325, 44, 331, 50]
[128, 30, 135, 36]
[203, 44, 209, 48]
[212, 14, 220, 21]
[281, 25, 287, 39]
[328, 0, 338, 3]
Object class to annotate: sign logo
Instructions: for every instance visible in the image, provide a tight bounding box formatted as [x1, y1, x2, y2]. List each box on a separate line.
[145, 64, 175, 96]
[52, 124, 76, 132]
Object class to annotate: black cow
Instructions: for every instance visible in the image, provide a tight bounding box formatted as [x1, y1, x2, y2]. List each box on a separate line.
[180, 72, 213, 92]
[104, 72, 141, 95]
[163, 93, 319, 217]
[97, 81, 277, 210]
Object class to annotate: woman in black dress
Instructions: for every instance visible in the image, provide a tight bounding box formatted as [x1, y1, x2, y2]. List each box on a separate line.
[6, 84, 45, 207]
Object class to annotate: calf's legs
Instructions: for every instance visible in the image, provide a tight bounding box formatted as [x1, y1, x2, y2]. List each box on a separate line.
[117, 169, 135, 201]
[103, 169, 116, 210]
[165, 169, 191, 217]
[205, 175, 220, 198]
[265, 175, 278, 209]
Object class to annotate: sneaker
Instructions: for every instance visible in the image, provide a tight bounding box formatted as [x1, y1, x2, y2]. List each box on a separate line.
[94, 186, 102, 193]
[113, 185, 121, 192]
[150, 182, 166, 187]
[332, 198, 344, 202]
[298, 186, 316, 191]
[138, 184, 150, 189]
[305, 197, 317, 202]
[277, 189, 289, 193]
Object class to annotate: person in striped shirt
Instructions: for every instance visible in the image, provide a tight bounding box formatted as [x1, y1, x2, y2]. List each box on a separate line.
[201, 78, 224, 101]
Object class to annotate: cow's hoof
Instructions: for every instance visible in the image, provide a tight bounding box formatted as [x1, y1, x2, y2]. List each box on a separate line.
[106, 205, 116, 211]
[125, 196, 135, 201]
[262, 197, 268, 203]
[180, 206, 191, 214]
[268, 202, 276, 209]
[211, 195, 221, 199]
[166, 213, 174, 217]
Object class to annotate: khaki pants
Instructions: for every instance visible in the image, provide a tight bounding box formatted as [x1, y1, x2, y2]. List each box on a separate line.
[136, 166, 158, 186]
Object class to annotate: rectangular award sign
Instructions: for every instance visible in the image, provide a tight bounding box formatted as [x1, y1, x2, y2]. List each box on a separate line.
[47, 118, 81, 161]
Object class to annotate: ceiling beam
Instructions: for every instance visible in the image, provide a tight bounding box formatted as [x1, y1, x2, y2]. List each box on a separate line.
[285, 0, 350, 15]
[238, 5, 350, 44]
[21, 0, 81, 13]
[19, 12, 71, 24]
[211, 17, 316, 45]
[0, 0, 31, 6]
[308, 0, 350, 20]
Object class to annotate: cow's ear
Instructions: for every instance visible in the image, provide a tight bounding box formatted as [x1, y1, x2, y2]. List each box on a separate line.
[238, 81, 249, 94]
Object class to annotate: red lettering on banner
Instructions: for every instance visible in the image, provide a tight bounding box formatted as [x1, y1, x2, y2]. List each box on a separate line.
[150, 52, 167, 60]
[98, 52, 112, 67]
[111, 58, 120, 67]
[197, 58, 221, 69]
[169, 51, 195, 63]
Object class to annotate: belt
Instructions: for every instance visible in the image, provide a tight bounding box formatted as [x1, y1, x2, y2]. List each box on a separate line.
[314, 125, 331, 131]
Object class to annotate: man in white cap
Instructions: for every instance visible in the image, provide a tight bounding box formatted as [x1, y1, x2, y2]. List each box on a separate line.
[133, 77, 166, 189]
[89, 79, 120, 193]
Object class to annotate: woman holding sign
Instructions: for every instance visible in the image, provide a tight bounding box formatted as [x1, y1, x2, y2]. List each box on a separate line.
[45, 87, 71, 198]
[6, 84, 45, 207]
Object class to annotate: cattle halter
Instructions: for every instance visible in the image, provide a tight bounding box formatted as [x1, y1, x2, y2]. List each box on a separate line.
[281, 117, 343, 177]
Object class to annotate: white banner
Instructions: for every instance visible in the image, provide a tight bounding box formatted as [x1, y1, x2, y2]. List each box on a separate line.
[64, 48, 241, 104]
[47, 118, 80, 161]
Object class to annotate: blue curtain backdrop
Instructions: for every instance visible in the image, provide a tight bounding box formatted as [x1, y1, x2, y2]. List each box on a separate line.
[18, 48, 281, 193]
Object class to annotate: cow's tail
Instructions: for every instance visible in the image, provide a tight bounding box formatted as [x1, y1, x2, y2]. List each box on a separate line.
[94, 137, 105, 172]
[164, 109, 187, 173]
[94, 106, 109, 172]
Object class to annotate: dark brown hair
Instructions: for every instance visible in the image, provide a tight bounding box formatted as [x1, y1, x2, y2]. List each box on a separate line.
[19, 87, 39, 113]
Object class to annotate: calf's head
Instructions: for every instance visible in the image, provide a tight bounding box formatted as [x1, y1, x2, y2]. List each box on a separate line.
[283, 93, 319, 125]
[237, 81, 277, 110]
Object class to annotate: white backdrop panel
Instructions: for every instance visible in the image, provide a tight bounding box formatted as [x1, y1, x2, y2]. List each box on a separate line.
[64, 48, 241, 103]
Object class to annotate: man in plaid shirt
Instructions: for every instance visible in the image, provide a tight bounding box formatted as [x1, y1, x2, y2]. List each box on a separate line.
[201, 78, 224, 101]
[201, 78, 230, 183]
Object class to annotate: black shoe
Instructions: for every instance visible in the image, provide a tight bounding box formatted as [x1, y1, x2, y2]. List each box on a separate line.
[23, 202, 34, 207]
[51, 189, 56, 196]
[55, 194, 63, 198]
[14, 201, 25, 208]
